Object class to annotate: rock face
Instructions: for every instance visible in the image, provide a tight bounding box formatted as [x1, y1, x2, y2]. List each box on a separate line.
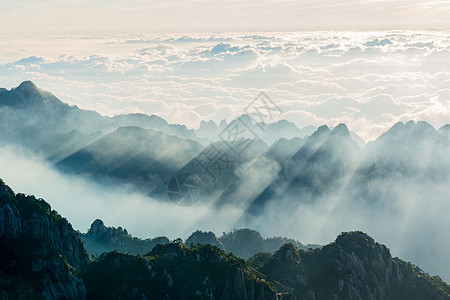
[0, 179, 90, 299]
[258, 231, 450, 300]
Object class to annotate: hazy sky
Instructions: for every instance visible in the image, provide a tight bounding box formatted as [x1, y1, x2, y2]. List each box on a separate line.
[1, 0, 450, 34]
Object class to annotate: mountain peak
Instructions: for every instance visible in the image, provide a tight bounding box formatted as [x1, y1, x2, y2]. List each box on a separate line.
[13, 81, 43, 98]
[310, 124, 330, 138]
[199, 120, 218, 130]
[331, 123, 350, 137]
[273, 243, 301, 262]
[334, 231, 389, 258]
[17, 80, 39, 91]
[0, 81, 71, 114]
[335, 231, 374, 246]
[11, 81, 42, 100]
[380, 120, 436, 142]
[186, 230, 225, 250]
[89, 219, 107, 236]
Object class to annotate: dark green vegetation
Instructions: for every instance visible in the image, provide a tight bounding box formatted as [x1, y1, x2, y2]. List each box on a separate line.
[85, 244, 281, 300]
[1, 179, 449, 299]
[255, 232, 450, 300]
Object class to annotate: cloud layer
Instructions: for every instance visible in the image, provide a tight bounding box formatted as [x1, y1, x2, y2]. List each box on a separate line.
[1, 31, 450, 140]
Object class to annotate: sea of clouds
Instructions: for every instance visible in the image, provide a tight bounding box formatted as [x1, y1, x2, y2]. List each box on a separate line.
[1, 31, 449, 141]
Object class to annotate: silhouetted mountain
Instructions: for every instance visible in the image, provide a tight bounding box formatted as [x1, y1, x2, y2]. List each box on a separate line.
[81, 223, 318, 260]
[0, 81, 199, 159]
[0, 81, 71, 114]
[196, 116, 323, 145]
[219, 228, 320, 259]
[80, 219, 170, 257]
[111, 113, 197, 140]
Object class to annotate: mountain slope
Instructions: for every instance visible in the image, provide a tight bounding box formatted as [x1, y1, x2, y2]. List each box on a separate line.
[57, 126, 203, 193]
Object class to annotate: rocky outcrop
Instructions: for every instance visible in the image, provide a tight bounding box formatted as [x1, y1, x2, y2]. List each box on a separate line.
[258, 231, 450, 300]
[0, 179, 90, 299]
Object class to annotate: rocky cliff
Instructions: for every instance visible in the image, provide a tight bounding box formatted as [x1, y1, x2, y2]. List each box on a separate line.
[0, 179, 90, 299]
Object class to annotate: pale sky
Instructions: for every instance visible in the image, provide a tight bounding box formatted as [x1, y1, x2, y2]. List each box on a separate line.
[1, 0, 450, 34]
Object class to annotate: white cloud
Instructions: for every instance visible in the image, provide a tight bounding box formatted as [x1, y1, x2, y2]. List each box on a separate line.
[0, 31, 449, 141]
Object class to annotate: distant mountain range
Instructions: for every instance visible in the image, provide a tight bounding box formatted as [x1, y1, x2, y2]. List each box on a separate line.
[80, 219, 320, 258]
[2, 82, 447, 204]
[1, 81, 449, 283]
[1, 179, 449, 299]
